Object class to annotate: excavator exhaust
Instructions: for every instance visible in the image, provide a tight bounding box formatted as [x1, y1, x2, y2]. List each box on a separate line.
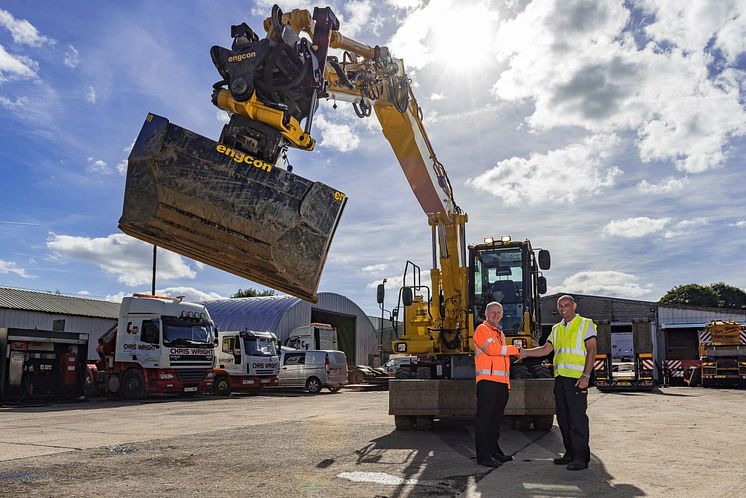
[119, 113, 346, 303]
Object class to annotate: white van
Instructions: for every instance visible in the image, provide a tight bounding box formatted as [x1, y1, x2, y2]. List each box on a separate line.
[278, 349, 348, 394]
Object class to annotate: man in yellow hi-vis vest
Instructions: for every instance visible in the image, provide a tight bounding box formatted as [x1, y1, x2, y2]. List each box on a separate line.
[521, 295, 597, 470]
[473, 301, 521, 467]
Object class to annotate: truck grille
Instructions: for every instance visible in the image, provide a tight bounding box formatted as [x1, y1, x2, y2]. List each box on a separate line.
[175, 369, 209, 382]
[255, 369, 275, 375]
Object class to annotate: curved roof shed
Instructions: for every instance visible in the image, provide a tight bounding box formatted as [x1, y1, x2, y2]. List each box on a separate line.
[202, 293, 377, 365]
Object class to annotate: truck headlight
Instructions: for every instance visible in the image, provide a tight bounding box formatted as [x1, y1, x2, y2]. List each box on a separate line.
[206, 371, 215, 379]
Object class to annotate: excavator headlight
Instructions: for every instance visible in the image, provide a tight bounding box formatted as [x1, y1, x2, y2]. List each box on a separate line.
[501, 235, 512, 243]
[483, 237, 494, 244]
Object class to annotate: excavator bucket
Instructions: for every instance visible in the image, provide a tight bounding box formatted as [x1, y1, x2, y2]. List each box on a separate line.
[119, 113, 346, 303]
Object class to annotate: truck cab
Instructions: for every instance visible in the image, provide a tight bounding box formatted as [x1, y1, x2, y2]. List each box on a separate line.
[213, 330, 279, 395]
[285, 323, 338, 351]
[87, 294, 216, 399]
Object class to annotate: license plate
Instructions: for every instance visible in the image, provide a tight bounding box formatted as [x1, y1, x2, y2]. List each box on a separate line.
[261, 378, 270, 383]
[184, 386, 198, 392]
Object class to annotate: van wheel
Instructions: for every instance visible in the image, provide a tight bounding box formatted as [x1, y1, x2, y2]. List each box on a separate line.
[214, 376, 231, 396]
[306, 377, 322, 394]
[349, 370, 365, 385]
[121, 370, 145, 400]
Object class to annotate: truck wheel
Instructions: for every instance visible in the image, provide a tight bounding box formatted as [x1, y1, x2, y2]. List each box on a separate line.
[121, 370, 145, 400]
[511, 365, 532, 379]
[395, 367, 413, 379]
[328, 385, 341, 393]
[532, 415, 554, 431]
[394, 415, 414, 430]
[349, 370, 365, 385]
[306, 377, 322, 394]
[415, 416, 434, 431]
[416, 367, 433, 379]
[214, 376, 231, 396]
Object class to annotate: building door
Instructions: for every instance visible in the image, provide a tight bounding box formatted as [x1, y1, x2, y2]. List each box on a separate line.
[311, 309, 356, 364]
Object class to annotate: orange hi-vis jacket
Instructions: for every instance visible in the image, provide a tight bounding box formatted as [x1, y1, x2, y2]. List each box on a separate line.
[474, 321, 519, 387]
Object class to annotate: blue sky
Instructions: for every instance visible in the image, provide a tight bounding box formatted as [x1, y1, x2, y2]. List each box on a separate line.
[1, 0, 745, 315]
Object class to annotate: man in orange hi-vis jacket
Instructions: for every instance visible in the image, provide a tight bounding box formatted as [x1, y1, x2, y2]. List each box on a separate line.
[473, 301, 520, 467]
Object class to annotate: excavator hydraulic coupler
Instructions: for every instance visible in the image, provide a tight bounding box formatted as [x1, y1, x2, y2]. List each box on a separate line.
[119, 113, 346, 302]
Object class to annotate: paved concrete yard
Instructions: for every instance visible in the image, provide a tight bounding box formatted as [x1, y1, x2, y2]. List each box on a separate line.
[0, 387, 744, 497]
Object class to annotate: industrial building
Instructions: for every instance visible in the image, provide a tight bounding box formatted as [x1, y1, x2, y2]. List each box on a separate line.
[540, 293, 746, 382]
[0, 287, 119, 360]
[202, 293, 378, 365]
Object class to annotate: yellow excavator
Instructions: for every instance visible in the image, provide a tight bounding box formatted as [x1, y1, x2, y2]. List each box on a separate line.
[120, 4, 554, 430]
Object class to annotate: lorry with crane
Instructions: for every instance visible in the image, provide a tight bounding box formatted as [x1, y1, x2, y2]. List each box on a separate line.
[119, 4, 555, 428]
[86, 294, 216, 399]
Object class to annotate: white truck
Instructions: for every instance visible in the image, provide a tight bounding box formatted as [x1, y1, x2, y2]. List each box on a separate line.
[86, 294, 216, 399]
[213, 330, 280, 394]
[285, 323, 337, 351]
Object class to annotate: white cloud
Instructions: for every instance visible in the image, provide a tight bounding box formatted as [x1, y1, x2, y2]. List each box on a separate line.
[0, 258, 30, 278]
[731, 220, 746, 228]
[492, 0, 746, 173]
[116, 160, 127, 175]
[603, 217, 670, 238]
[315, 114, 360, 152]
[86, 86, 96, 103]
[87, 157, 109, 173]
[77, 290, 91, 296]
[552, 271, 653, 299]
[216, 110, 230, 124]
[0, 44, 37, 80]
[663, 217, 708, 239]
[47, 233, 198, 286]
[466, 134, 621, 205]
[362, 264, 387, 273]
[105, 287, 225, 303]
[0, 9, 54, 47]
[341, 1, 381, 38]
[430, 93, 444, 100]
[64, 45, 79, 68]
[637, 176, 689, 194]
[386, 0, 421, 9]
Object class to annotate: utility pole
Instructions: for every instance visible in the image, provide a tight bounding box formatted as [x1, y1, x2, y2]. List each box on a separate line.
[151, 245, 157, 295]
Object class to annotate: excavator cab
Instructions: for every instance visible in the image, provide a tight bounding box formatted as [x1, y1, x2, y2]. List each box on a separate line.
[119, 6, 344, 302]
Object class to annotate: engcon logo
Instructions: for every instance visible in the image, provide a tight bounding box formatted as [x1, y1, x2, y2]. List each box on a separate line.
[228, 52, 256, 63]
[216, 144, 272, 173]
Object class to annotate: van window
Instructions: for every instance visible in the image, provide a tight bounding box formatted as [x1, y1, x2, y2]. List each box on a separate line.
[328, 352, 346, 365]
[283, 353, 305, 366]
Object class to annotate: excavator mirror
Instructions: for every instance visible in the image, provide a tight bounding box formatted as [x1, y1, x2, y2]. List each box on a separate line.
[119, 113, 346, 303]
[538, 250, 551, 270]
[376, 284, 385, 304]
[402, 287, 413, 307]
[537, 276, 547, 295]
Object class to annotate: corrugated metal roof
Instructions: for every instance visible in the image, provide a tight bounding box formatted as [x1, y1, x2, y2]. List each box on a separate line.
[202, 295, 302, 332]
[0, 287, 120, 319]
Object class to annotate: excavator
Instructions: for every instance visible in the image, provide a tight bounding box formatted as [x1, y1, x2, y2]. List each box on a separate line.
[120, 4, 554, 430]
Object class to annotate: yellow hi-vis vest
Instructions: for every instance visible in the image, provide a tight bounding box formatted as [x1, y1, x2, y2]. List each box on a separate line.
[550, 315, 593, 379]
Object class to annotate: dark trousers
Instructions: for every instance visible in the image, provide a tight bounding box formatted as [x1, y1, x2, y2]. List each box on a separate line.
[474, 380, 509, 461]
[554, 375, 590, 463]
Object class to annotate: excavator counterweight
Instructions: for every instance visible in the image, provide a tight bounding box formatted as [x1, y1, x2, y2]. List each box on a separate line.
[119, 113, 346, 302]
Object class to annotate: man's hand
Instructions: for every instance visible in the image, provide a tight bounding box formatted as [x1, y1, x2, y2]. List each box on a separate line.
[517, 347, 527, 360]
[575, 375, 589, 389]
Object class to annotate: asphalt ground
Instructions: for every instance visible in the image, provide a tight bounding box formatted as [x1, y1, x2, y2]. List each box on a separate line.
[0, 386, 744, 497]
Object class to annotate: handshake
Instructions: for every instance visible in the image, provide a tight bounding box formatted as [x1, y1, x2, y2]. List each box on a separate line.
[515, 346, 529, 360]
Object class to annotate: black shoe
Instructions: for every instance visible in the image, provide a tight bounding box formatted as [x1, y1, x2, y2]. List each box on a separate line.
[553, 454, 573, 465]
[492, 452, 513, 463]
[566, 460, 589, 471]
[476, 456, 503, 468]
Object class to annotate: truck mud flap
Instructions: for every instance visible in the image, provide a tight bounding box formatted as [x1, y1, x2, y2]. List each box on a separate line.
[119, 113, 346, 302]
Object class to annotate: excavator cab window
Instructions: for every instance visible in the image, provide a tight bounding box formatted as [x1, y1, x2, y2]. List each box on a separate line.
[471, 245, 528, 334]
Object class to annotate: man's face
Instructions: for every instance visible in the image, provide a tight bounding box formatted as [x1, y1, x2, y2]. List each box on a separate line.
[557, 298, 576, 320]
[486, 305, 503, 324]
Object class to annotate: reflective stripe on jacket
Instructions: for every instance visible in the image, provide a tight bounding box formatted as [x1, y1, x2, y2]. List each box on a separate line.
[474, 321, 519, 387]
[550, 315, 593, 379]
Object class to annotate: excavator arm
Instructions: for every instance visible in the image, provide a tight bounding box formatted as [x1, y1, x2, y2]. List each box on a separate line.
[120, 5, 471, 353]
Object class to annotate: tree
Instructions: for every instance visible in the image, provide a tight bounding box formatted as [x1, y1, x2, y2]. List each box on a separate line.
[231, 287, 276, 298]
[659, 284, 718, 307]
[710, 282, 746, 309]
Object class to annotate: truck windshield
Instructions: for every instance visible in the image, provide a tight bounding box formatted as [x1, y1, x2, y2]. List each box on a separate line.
[474, 246, 526, 334]
[244, 338, 277, 356]
[162, 317, 215, 346]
